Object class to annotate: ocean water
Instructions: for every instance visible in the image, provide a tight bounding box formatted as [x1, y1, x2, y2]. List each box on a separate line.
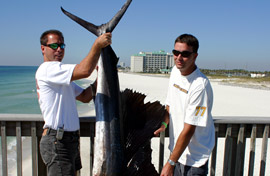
[0, 66, 40, 114]
[0, 66, 94, 114]
[0, 65, 95, 175]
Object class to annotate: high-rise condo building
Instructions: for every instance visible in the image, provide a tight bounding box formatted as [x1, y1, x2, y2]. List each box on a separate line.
[130, 50, 174, 72]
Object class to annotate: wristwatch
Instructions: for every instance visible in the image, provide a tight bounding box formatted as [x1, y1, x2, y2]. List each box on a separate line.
[168, 159, 176, 166]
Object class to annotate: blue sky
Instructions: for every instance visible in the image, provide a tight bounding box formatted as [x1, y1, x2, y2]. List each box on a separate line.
[1, 0, 270, 71]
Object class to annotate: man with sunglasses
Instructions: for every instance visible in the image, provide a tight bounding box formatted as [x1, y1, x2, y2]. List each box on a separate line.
[36, 29, 111, 175]
[155, 34, 215, 176]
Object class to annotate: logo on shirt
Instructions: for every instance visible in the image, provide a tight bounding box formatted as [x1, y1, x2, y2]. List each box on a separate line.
[173, 84, 188, 94]
[195, 106, 207, 117]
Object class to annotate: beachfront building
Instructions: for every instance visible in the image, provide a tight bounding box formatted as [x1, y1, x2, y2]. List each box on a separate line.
[119, 61, 125, 67]
[130, 50, 174, 73]
[250, 73, 266, 78]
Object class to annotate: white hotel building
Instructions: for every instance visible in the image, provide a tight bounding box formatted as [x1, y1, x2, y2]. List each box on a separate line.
[130, 50, 174, 73]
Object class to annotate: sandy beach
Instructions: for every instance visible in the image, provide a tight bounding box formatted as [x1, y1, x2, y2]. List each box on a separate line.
[80, 71, 270, 176]
[12, 71, 270, 176]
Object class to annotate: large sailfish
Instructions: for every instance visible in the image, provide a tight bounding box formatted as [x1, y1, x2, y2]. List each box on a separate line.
[61, 0, 166, 175]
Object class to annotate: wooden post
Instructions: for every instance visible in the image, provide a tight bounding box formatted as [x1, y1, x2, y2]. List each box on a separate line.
[248, 124, 256, 176]
[31, 122, 38, 176]
[259, 124, 269, 176]
[223, 124, 232, 176]
[235, 124, 246, 176]
[159, 130, 165, 173]
[210, 124, 219, 176]
[1, 121, 8, 176]
[223, 124, 237, 176]
[90, 135, 94, 176]
[16, 122, 22, 176]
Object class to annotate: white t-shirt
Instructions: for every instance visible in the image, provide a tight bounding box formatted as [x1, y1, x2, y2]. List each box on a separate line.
[35, 61, 83, 131]
[166, 66, 215, 167]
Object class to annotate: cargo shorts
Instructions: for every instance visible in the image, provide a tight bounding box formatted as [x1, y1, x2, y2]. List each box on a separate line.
[40, 128, 82, 176]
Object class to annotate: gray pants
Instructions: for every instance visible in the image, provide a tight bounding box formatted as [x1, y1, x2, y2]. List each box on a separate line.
[174, 161, 208, 176]
[40, 129, 82, 176]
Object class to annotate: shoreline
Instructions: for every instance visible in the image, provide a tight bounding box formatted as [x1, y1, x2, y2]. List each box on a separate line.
[119, 71, 270, 89]
[217, 81, 270, 90]
[209, 77, 270, 91]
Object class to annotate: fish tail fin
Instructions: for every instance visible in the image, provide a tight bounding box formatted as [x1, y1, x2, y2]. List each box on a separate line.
[61, 7, 100, 36]
[61, 0, 132, 36]
[106, 0, 132, 33]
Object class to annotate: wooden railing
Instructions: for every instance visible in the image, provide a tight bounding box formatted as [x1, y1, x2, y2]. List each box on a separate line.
[0, 114, 269, 176]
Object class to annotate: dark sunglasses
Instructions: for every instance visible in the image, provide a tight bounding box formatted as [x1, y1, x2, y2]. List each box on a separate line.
[44, 43, 65, 50]
[172, 49, 193, 57]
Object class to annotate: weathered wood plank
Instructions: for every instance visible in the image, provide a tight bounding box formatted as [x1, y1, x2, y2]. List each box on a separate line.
[2, 114, 270, 124]
[210, 124, 219, 176]
[31, 122, 38, 176]
[1, 121, 8, 176]
[260, 124, 269, 176]
[248, 124, 256, 176]
[223, 124, 237, 176]
[16, 122, 22, 176]
[159, 130, 165, 173]
[235, 124, 246, 176]
[223, 124, 232, 176]
[90, 136, 94, 176]
[213, 116, 270, 124]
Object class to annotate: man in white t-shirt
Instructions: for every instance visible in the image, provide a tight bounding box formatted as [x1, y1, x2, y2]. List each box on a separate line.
[36, 29, 111, 176]
[154, 34, 215, 176]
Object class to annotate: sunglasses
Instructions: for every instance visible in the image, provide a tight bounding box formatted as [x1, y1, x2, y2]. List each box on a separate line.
[44, 43, 65, 50]
[172, 49, 193, 57]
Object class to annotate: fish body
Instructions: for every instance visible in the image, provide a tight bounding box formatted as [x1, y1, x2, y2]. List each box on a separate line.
[94, 46, 123, 175]
[61, 1, 132, 175]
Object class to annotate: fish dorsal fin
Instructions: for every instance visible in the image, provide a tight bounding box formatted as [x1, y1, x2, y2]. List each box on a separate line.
[61, 0, 132, 36]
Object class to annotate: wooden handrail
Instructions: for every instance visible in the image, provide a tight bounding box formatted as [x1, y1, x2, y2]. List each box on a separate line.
[1, 114, 270, 176]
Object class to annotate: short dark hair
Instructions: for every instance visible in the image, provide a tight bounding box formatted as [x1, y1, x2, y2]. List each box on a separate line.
[40, 29, 64, 45]
[174, 34, 199, 53]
